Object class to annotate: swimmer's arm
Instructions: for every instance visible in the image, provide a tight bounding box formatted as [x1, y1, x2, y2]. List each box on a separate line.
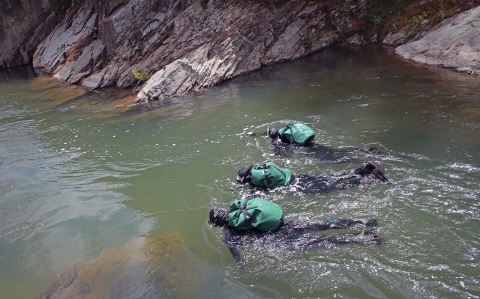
[225, 241, 243, 264]
[287, 219, 367, 233]
[271, 139, 292, 156]
[249, 132, 267, 137]
[223, 229, 243, 264]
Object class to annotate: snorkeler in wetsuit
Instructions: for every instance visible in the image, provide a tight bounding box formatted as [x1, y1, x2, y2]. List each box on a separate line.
[208, 204, 382, 264]
[266, 125, 379, 161]
[250, 124, 378, 163]
[236, 161, 390, 193]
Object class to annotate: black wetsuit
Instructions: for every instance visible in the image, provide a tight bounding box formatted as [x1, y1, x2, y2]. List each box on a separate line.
[244, 163, 389, 194]
[249, 132, 378, 163]
[287, 173, 362, 193]
[271, 136, 378, 163]
[221, 219, 382, 264]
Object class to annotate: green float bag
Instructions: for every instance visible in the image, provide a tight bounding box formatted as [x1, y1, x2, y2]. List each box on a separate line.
[250, 162, 292, 189]
[228, 198, 284, 231]
[278, 123, 315, 145]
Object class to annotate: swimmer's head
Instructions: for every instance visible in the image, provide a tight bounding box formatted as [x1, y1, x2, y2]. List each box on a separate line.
[267, 126, 278, 139]
[208, 208, 228, 227]
[236, 165, 253, 184]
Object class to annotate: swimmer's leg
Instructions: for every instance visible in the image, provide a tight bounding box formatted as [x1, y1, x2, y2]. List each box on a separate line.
[325, 218, 377, 229]
[284, 219, 377, 233]
[249, 132, 267, 137]
[326, 229, 383, 245]
[300, 229, 383, 250]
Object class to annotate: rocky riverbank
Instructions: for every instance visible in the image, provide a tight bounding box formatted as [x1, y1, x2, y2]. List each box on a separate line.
[1, 0, 479, 102]
[394, 6, 480, 76]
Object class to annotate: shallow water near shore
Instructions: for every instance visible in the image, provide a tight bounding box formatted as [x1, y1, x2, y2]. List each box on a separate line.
[0, 45, 479, 299]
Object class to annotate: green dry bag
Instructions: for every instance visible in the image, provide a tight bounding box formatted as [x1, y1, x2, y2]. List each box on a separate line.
[250, 162, 291, 189]
[278, 123, 315, 145]
[227, 198, 284, 231]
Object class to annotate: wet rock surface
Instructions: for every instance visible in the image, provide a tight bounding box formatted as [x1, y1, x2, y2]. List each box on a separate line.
[0, 0, 70, 68]
[394, 6, 480, 76]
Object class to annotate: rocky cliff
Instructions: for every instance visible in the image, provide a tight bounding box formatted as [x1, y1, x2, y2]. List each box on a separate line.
[1, 0, 479, 102]
[30, 0, 372, 102]
[0, 0, 72, 68]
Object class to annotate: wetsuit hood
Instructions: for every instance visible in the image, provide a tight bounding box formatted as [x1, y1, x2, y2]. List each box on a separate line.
[267, 126, 278, 139]
[237, 165, 253, 184]
[209, 208, 228, 227]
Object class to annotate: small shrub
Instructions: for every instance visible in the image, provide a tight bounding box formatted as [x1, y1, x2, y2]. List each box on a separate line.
[410, 15, 424, 27]
[338, 6, 349, 14]
[132, 68, 150, 81]
[90, 25, 98, 39]
[304, 36, 319, 48]
[239, 29, 245, 35]
[438, 10, 445, 22]
[370, 14, 382, 26]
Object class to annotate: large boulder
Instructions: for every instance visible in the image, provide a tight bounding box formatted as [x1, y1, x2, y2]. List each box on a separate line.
[395, 6, 480, 76]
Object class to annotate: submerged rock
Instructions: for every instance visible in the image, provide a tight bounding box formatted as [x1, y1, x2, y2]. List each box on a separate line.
[34, 233, 210, 299]
[395, 6, 480, 76]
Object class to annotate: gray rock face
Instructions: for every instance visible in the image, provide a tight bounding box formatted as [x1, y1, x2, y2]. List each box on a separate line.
[31, 0, 368, 102]
[0, 0, 68, 68]
[395, 6, 480, 76]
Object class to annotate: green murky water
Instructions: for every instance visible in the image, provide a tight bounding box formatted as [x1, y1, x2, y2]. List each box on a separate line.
[0, 45, 479, 298]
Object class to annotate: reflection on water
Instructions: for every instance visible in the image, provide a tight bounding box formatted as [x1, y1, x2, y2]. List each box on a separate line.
[0, 45, 479, 298]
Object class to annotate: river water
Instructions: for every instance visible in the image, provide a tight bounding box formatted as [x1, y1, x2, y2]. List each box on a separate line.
[0, 45, 479, 299]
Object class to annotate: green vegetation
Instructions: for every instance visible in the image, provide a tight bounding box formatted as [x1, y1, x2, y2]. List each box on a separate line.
[438, 10, 445, 22]
[367, 0, 417, 25]
[371, 14, 382, 26]
[337, 6, 350, 14]
[239, 29, 245, 35]
[304, 36, 319, 48]
[410, 15, 424, 27]
[366, 0, 466, 40]
[132, 68, 150, 81]
[90, 25, 98, 39]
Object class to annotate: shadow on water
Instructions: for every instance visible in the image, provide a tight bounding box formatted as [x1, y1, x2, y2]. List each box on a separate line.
[0, 65, 37, 82]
